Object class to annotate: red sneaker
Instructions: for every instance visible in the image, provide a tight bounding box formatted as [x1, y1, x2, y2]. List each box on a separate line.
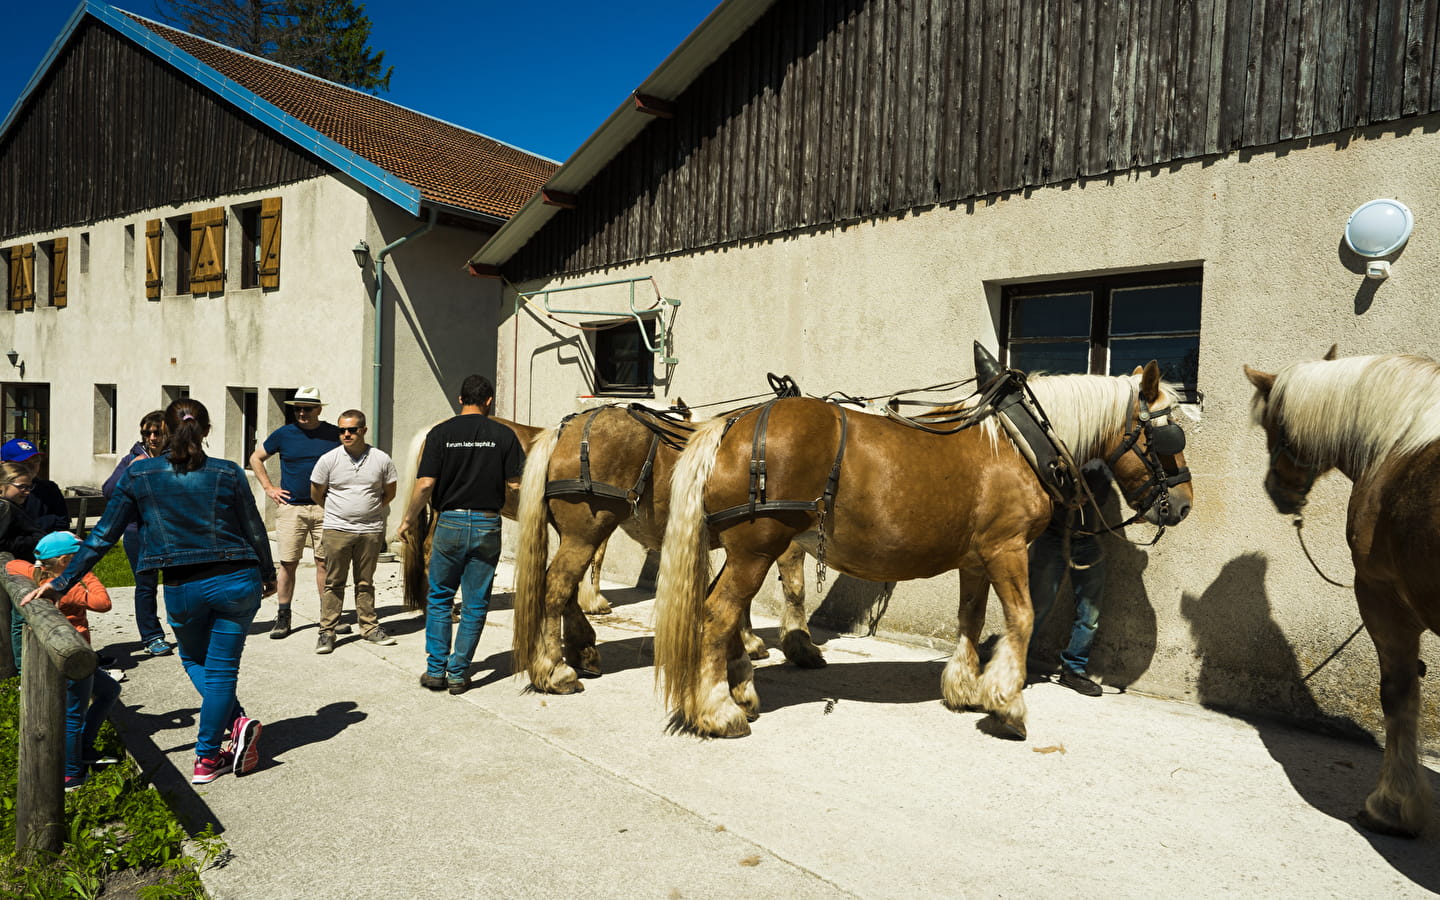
[232, 717, 262, 777]
[192, 751, 234, 784]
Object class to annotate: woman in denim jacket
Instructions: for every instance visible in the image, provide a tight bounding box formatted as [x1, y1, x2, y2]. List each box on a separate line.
[24, 399, 277, 785]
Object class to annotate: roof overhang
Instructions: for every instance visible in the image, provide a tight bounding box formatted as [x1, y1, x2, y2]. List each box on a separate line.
[2, 1, 427, 217]
[467, 0, 778, 270]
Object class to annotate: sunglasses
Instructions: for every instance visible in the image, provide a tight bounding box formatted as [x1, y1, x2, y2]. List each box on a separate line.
[142, 429, 164, 436]
[338, 427, 364, 434]
[5, 482, 34, 491]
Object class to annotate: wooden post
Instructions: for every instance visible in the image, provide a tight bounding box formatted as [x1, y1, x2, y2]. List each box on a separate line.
[0, 574, 14, 680]
[3, 559, 97, 855]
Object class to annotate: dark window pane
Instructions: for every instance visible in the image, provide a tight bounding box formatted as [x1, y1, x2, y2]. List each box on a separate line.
[596, 320, 655, 393]
[1109, 336, 1200, 388]
[1011, 342, 1091, 375]
[1010, 292, 1092, 339]
[1110, 283, 1201, 336]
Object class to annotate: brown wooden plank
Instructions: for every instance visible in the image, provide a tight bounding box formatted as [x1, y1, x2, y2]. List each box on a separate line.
[51, 237, 67, 307]
[920, 0, 946, 204]
[1312, 0, 1348, 133]
[20, 243, 35, 310]
[1050, 0, 1078, 181]
[1216, 0, 1249, 150]
[1292, 0, 1323, 136]
[1371, 0, 1407, 119]
[1403, 0, 1439, 114]
[1172, 0, 1200, 159]
[959, 0, 984, 195]
[1345, 0, 1378, 127]
[801, 3, 824, 224]
[1019, 0, 1047, 186]
[258, 198, 281, 290]
[1276, 0, 1303, 140]
[1149, 0, 1176, 163]
[1107, 0, 1138, 170]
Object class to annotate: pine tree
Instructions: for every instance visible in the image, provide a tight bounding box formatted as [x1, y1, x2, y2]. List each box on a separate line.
[153, 0, 394, 94]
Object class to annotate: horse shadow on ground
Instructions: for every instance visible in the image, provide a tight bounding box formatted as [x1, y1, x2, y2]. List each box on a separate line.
[1182, 552, 1440, 892]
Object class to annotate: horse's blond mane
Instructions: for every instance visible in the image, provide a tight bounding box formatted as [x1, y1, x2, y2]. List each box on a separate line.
[1027, 371, 1174, 460]
[1266, 353, 1440, 473]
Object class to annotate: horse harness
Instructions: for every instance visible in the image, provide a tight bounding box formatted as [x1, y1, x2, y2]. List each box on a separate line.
[543, 404, 693, 513]
[705, 399, 849, 529]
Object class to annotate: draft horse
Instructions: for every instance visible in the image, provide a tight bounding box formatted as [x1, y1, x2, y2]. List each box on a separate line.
[400, 417, 610, 613]
[1245, 347, 1440, 837]
[512, 403, 825, 694]
[655, 360, 1193, 739]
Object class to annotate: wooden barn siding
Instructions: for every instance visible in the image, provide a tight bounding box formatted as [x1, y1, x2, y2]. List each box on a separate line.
[0, 21, 329, 241]
[508, 0, 1440, 281]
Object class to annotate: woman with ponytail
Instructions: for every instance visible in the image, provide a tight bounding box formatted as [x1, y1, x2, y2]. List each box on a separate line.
[22, 398, 277, 785]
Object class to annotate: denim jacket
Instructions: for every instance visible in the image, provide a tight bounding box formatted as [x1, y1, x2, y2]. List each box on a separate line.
[52, 454, 275, 594]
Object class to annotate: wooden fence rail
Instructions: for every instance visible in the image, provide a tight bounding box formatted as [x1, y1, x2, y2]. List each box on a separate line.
[2, 555, 97, 856]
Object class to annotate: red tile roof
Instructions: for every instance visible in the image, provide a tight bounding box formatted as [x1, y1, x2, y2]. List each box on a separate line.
[127, 14, 556, 219]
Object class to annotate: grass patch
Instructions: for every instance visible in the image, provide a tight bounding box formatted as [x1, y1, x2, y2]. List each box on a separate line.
[0, 677, 222, 898]
[91, 542, 137, 589]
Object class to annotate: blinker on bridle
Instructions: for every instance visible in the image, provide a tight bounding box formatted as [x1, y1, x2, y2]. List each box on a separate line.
[1103, 400, 1192, 517]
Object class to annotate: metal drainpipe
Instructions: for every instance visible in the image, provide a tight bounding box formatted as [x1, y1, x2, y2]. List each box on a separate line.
[371, 206, 437, 446]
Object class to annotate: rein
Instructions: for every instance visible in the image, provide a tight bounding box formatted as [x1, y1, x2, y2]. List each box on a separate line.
[1291, 513, 1354, 589]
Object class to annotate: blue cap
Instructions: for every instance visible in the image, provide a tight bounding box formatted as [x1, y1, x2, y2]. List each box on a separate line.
[1, 438, 38, 462]
[35, 531, 81, 561]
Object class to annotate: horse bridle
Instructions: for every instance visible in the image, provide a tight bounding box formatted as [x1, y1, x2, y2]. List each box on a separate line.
[1090, 395, 1192, 533]
[1266, 425, 1321, 509]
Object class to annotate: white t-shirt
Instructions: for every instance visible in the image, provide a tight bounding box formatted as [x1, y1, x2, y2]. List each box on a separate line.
[310, 445, 399, 533]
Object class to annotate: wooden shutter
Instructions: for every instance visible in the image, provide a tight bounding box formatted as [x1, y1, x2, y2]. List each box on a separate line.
[51, 237, 68, 308]
[189, 207, 225, 293]
[258, 197, 281, 289]
[144, 219, 162, 299]
[17, 244, 35, 310]
[7, 246, 23, 311]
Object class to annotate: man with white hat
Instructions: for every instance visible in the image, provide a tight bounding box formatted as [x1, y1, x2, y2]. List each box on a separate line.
[248, 387, 340, 639]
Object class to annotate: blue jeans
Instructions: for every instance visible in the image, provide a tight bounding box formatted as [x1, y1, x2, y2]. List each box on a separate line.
[164, 567, 260, 758]
[1028, 528, 1104, 676]
[122, 528, 165, 645]
[425, 511, 502, 681]
[65, 667, 121, 778]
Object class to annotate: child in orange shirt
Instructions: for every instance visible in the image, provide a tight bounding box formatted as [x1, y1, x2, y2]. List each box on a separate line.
[9, 531, 122, 790]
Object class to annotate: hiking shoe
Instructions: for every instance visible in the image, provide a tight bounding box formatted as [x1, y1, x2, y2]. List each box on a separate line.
[231, 717, 262, 777]
[269, 607, 291, 639]
[64, 774, 88, 792]
[363, 626, 397, 646]
[144, 638, 174, 657]
[192, 751, 234, 784]
[315, 631, 335, 655]
[1058, 670, 1103, 697]
[419, 673, 447, 691]
[447, 675, 470, 695]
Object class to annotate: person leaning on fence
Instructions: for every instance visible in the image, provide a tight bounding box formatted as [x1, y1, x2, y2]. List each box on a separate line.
[397, 375, 524, 695]
[103, 410, 173, 659]
[2, 438, 70, 534]
[23, 398, 277, 785]
[9, 531, 122, 791]
[309, 408, 399, 655]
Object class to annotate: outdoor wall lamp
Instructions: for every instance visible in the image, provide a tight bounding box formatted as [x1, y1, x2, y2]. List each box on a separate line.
[1345, 199, 1413, 281]
[5, 349, 18, 367]
[352, 240, 371, 269]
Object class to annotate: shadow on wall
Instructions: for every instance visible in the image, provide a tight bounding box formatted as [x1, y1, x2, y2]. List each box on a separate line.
[1182, 553, 1440, 891]
[1088, 529, 1156, 689]
[811, 573, 895, 638]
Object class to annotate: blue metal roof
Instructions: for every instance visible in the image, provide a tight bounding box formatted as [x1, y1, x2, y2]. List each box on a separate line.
[0, 0, 424, 215]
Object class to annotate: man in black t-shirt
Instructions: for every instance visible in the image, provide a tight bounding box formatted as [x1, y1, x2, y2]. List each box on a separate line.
[397, 375, 524, 694]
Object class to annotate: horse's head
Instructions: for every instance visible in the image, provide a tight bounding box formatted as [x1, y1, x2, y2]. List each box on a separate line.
[1243, 346, 1337, 515]
[1104, 361, 1193, 526]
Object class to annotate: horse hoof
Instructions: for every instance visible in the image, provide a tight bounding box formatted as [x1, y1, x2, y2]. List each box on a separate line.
[575, 647, 603, 678]
[747, 645, 771, 661]
[580, 598, 612, 616]
[534, 663, 584, 695]
[781, 636, 826, 668]
[977, 713, 1027, 741]
[1357, 807, 1421, 839]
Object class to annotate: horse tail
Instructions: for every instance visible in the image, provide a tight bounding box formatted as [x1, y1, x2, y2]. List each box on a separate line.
[512, 425, 561, 672]
[401, 427, 434, 612]
[654, 416, 727, 722]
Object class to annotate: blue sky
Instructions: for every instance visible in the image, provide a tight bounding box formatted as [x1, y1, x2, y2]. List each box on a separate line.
[1, 0, 720, 162]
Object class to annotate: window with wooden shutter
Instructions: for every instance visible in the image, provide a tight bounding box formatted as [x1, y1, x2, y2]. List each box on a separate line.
[16, 244, 35, 310]
[189, 207, 225, 293]
[6, 247, 21, 311]
[145, 220, 162, 300]
[259, 197, 281, 290]
[51, 237, 68, 308]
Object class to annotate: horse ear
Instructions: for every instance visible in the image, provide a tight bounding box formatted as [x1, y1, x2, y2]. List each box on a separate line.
[1130, 365, 1144, 376]
[1243, 365, 1276, 394]
[1322, 344, 1338, 361]
[1139, 360, 1162, 402]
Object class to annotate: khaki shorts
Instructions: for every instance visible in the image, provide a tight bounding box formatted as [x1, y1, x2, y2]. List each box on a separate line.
[276, 503, 326, 563]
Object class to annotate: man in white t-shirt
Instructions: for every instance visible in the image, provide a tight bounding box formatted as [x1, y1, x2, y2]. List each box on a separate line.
[309, 409, 399, 655]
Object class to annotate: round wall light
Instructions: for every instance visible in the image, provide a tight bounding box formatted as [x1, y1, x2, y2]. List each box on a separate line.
[1344, 199, 1413, 258]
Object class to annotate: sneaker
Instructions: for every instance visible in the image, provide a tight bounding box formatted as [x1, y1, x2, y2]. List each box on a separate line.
[64, 774, 88, 792]
[447, 675, 470, 695]
[336, 623, 354, 635]
[231, 717, 262, 777]
[144, 637, 174, 657]
[1058, 670, 1103, 697]
[363, 627, 397, 646]
[269, 607, 291, 639]
[419, 673, 447, 691]
[192, 751, 234, 784]
[102, 667, 127, 683]
[315, 631, 335, 655]
[83, 752, 122, 767]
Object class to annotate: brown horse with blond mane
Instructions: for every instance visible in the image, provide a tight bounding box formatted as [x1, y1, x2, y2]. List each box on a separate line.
[655, 360, 1193, 740]
[1245, 347, 1440, 837]
[512, 403, 824, 694]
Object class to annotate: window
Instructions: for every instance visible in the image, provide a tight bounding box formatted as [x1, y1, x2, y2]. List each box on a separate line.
[80, 232, 90, 275]
[162, 385, 189, 408]
[170, 216, 192, 295]
[227, 386, 260, 461]
[124, 224, 134, 275]
[1002, 268, 1202, 403]
[269, 387, 299, 428]
[238, 206, 262, 289]
[93, 384, 116, 454]
[591, 317, 656, 396]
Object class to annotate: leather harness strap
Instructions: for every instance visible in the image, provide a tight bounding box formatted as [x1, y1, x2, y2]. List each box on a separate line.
[707, 400, 849, 528]
[543, 406, 660, 508]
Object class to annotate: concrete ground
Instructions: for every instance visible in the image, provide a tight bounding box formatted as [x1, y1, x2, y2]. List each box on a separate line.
[84, 555, 1440, 899]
